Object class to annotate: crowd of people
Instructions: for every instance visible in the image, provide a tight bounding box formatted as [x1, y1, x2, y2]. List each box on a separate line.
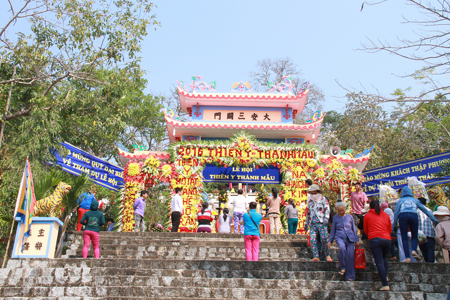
[76, 181, 450, 292]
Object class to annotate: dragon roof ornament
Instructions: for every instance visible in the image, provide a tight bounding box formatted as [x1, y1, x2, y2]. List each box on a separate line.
[230, 81, 253, 92]
[177, 75, 216, 93]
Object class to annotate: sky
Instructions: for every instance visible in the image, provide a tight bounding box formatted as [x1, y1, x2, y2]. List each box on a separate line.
[1, 1, 427, 114]
[143, 1, 425, 113]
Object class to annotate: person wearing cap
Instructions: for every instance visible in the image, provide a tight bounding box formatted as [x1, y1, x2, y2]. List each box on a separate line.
[358, 203, 374, 263]
[305, 179, 326, 261]
[305, 184, 332, 262]
[76, 187, 97, 231]
[434, 206, 450, 263]
[350, 182, 368, 227]
[79, 199, 105, 258]
[393, 187, 438, 262]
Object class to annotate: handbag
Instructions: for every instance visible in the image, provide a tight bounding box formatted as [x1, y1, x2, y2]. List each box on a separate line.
[248, 212, 258, 230]
[307, 232, 311, 248]
[354, 244, 366, 269]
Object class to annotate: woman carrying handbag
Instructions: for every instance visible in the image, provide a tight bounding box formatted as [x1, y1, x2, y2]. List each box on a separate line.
[328, 201, 359, 281]
[241, 202, 263, 261]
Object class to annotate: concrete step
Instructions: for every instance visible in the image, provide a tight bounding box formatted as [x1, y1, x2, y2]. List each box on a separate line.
[1, 285, 447, 299]
[67, 244, 306, 252]
[71, 238, 309, 247]
[83, 232, 309, 240]
[2, 265, 448, 287]
[2, 274, 446, 293]
[66, 248, 309, 258]
[6, 231, 449, 300]
[6, 258, 450, 275]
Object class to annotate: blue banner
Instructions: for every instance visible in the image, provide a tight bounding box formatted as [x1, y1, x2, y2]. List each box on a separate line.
[203, 165, 281, 184]
[49, 142, 124, 191]
[362, 151, 450, 196]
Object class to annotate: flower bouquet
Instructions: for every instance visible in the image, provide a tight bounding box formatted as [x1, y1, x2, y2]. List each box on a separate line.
[407, 176, 429, 201]
[152, 224, 164, 232]
[379, 185, 399, 204]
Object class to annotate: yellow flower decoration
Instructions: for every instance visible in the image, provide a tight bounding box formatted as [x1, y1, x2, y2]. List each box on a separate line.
[306, 159, 316, 168]
[161, 164, 172, 177]
[314, 167, 325, 178]
[144, 156, 161, 168]
[127, 163, 140, 176]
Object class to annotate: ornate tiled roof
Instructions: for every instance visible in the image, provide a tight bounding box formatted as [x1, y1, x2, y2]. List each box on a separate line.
[177, 86, 309, 113]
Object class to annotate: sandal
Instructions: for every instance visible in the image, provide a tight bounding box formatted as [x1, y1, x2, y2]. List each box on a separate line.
[310, 257, 320, 262]
[411, 251, 421, 260]
[338, 270, 345, 276]
[326, 256, 333, 262]
[379, 286, 390, 291]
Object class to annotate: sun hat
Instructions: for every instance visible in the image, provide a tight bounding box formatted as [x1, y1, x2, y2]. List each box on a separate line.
[433, 206, 450, 216]
[307, 184, 322, 193]
[380, 202, 389, 210]
[361, 203, 370, 213]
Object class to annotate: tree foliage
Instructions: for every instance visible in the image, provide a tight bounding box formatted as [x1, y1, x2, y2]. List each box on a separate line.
[0, 0, 167, 238]
[249, 58, 325, 123]
[320, 92, 444, 170]
[354, 0, 450, 115]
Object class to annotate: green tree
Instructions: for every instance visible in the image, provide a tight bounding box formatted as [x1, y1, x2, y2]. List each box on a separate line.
[321, 92, 437, 170]
[0, 0, 165, 238]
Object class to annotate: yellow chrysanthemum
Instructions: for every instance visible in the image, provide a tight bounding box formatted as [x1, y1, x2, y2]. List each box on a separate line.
[145, 156, 161, 168]
[127, 163, 140, 176]
[161, 164, 172, 177]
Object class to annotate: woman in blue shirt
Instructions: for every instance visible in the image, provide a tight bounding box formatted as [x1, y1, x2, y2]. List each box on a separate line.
[242, 202, 262, 261]
[393, 187, 438, 262]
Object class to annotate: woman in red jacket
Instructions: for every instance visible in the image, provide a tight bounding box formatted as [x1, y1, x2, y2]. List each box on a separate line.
[363, 200, 392, 291]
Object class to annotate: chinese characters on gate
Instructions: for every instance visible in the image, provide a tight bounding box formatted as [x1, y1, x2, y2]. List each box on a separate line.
[205, 110, 282, 123]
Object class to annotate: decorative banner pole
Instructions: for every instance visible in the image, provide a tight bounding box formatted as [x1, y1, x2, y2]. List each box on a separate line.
[2, 158, 35, 268]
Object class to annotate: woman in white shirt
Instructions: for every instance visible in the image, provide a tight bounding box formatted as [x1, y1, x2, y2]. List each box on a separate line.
[219, 208, 232, 233]
[233, 189, 247, 233]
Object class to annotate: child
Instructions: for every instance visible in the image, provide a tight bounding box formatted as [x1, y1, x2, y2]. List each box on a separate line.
[219, 208, 232, 233]
[434, 206, 450, 263]
[106, 218, 115, 231]
[197, 202, 213, 233]
[79, 199, 105, 258]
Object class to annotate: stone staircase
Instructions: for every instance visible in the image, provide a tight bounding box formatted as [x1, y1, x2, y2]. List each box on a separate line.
[1, 231, 449, 299]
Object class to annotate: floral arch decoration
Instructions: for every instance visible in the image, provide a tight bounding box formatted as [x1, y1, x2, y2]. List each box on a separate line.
[120, 132, 364, 233]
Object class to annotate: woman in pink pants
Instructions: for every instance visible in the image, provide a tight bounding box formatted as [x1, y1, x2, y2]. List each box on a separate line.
[79, 199, 105, 258]
[242, 202, 263, 261]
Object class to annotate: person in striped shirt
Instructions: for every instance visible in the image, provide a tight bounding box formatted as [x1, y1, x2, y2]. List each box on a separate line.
[417, 197, 436, 263]
[197, 202, 213, 233]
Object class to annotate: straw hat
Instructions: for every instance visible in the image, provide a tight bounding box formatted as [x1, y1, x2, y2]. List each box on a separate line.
[433, 206, 450, 216]
[307, 184, 322, 193]
[361, 204, 370, 213]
